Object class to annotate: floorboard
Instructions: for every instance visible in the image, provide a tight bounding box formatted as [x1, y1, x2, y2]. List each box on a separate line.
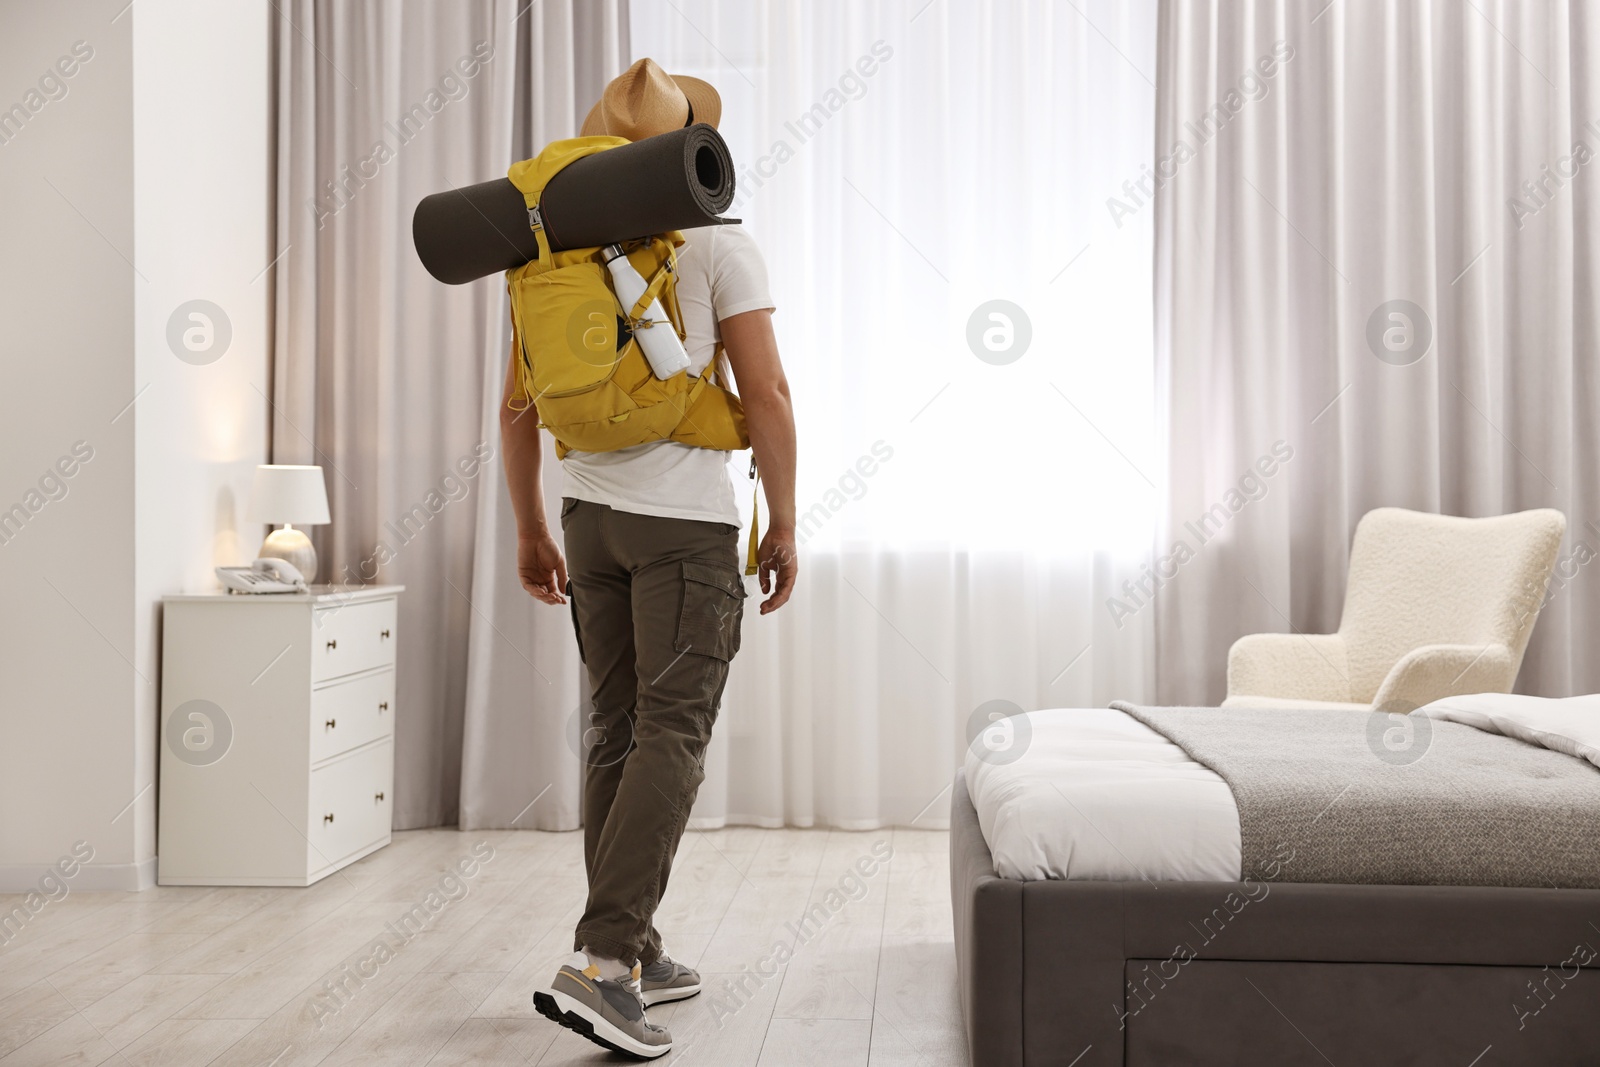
[0, 828, 962, 1066]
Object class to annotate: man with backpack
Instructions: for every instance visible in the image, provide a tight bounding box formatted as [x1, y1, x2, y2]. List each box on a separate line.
[500, 58, 798, 1058]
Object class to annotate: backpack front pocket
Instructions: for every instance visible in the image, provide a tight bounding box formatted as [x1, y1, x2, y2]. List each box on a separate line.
[511, 260, 623, 400]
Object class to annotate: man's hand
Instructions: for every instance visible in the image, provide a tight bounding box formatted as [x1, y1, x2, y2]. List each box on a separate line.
[517, 533, 569, 605]
[756, 526, 797, 615]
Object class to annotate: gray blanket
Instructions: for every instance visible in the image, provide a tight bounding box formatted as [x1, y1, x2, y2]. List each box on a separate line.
[1110, 702, 1600, 889]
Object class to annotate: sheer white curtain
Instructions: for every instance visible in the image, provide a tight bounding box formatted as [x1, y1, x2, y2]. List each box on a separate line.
[1152, 0, 1600, 705]
[631, 0, 1160, 829]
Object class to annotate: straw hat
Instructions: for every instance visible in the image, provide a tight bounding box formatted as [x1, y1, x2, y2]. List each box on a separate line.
[580, 57, 721, 140]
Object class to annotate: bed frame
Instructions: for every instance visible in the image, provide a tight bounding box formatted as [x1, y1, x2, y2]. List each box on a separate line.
[950, 768, 1600, 1066]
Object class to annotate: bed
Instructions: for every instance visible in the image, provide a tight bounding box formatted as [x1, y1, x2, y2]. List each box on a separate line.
[951, 696, 1600, 1066]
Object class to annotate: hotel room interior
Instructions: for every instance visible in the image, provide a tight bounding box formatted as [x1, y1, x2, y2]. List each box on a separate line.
[4, 0, 1600, 1063]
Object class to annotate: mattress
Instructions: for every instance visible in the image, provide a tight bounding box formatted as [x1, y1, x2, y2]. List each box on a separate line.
[963, 707, 1241, 881]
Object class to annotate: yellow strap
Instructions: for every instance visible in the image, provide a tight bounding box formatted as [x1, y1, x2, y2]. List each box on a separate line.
[526, 199, 554, 265]
[504, 205, 556, 413]
[661, 240, 688, 342]
[682, 368, 709, 407]
[504, 276, 535, 412]
[629, 259, 676, 327]
[746, 474, 761, 577]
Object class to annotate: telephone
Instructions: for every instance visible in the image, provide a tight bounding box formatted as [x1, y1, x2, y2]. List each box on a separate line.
[216, 558, 308, 594]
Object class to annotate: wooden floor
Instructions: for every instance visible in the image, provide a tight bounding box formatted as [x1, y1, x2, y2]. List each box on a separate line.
[0, 827, 966, 1066]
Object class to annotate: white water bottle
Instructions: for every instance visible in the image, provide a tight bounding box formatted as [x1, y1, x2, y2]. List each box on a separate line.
[602, 244, 690, 379]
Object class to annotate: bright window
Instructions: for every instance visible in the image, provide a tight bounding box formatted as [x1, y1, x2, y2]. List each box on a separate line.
[632, 0, 1158, 552]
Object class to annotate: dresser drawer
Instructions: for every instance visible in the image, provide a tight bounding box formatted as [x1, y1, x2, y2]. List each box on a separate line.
[312, 598, 397, 682]
[306, 740, 393, 869]
[311, 669, 394, 764]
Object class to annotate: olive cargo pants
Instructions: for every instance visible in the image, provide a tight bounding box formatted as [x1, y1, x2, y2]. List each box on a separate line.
[561, 498, 746, 965]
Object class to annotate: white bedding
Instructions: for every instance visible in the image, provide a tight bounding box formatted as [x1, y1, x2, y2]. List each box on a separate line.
[966, 697, 1600, 883]
[1418, 692, 1600, 770]
[963, 707, 1241, 882]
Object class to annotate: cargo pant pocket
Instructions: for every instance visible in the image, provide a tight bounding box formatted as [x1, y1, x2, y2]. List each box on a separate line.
[674, 559, 746, 661]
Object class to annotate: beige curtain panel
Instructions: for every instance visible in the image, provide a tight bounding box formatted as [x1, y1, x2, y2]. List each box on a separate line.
[270, 0, 629, 830]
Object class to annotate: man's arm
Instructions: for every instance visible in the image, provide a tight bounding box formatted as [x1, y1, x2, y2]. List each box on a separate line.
[720, 308, 797, 614]
[499, 338, 568, 605]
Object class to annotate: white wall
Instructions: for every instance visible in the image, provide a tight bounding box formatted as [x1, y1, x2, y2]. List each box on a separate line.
[131, 0, 270, 885]
[0, 0, 269, 892]
[0, 0, 140, 892]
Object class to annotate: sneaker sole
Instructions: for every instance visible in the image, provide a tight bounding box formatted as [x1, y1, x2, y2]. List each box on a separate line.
[533, 989, 672, 1060]
[641, 981, 701, 1006]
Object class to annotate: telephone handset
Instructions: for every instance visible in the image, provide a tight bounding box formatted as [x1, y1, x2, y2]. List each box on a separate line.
[216, 558, 308, 594]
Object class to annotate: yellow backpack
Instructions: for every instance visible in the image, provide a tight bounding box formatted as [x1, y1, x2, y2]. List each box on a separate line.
[504, 137, 749, 460]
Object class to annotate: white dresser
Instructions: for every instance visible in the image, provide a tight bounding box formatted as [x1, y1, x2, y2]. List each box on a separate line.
[157, 584, 405, 886]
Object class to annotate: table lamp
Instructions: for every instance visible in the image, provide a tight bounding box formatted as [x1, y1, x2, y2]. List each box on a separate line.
[247, 464, 330, 582]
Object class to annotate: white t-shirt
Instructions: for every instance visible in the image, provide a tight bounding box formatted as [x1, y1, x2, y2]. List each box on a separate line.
[560, 224, 774, 526]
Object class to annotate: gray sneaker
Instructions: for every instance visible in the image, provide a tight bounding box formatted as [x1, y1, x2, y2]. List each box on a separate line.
[533, 953, 672, 1059]
[640, 953, 702, 1006]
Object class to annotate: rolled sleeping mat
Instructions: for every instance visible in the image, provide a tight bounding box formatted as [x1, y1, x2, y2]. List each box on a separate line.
[412, 122, 738, 285]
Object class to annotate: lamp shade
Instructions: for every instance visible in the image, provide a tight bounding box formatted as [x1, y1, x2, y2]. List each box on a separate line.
[247, 465, 330, 526]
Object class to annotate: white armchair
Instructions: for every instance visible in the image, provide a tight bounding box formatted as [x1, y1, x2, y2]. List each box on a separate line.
[1223, 507, 1566, 711]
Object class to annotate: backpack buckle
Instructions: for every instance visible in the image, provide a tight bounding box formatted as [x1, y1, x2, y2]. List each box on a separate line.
[527, 205, 543, 232]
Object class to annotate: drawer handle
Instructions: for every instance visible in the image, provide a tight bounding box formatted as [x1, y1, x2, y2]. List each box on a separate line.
[374, 792, 385, 802]
[378, 701, 388, 713]
[325, 719, 336, 729]
[326, 639, 338, 651]
[380, 629, 391, 639]
[323, 813, 335, 824]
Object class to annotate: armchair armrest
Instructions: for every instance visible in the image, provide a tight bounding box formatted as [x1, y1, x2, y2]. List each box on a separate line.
[1370, 642, 1517, 712]
[1226, 632, 1353, 703]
